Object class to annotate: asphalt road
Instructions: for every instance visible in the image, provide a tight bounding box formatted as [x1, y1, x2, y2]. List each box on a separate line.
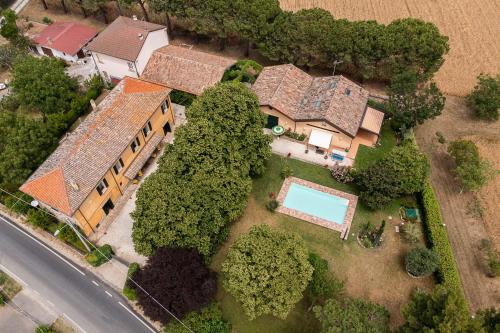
[0, 213, 157, 333]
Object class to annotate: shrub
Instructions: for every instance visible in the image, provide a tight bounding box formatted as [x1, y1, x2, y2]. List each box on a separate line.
[405, 247, 439, 277]
[123, 262, 140, 301]
[367, 99, 387, 112]
[26, 209, 57, 230]
[266, 199, 279, 212]
[358, 221, 385, 248]
[85, 244, 113, 267]
[420, 181, 467, 305]
[435, 131, 446, 144]
[3, 192, 33, 214]
[0, 292, 5, 306]
[401, 223, 421, 243]
[479, 239, 500, 278]
[222, 60, 263, 84]
[164, 303, 230, 333]
[448, 140, 495, 192]
[467, 74, 500, 121]
[169, 90, 196, 107]
[284, 130, 307, 141]
[42, 17, 53, 24]
[330, 165, 354, 183]
[306, 252, 344, 305]
[280, 159, 293, 179]
[57, 224, 79, 244]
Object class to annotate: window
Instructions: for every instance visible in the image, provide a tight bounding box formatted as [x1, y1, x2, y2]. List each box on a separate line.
[161, 100, 168, 114]
[142, 121, 152, 137]
[127, 62, 135, 72]
[131, 137, 141, 153]
[96, 178, 109, 195]
[113, 158, 124, 174]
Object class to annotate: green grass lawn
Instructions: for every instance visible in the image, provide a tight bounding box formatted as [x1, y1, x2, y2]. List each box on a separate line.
[214, 153, 427, 332]
[354, 123, 397, 170]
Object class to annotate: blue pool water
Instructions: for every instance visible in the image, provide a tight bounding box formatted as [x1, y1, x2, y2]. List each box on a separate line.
[283, 183, 349, 224]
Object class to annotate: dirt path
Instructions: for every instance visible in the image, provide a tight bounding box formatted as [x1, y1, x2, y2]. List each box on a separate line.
[415, 96, 500, 311]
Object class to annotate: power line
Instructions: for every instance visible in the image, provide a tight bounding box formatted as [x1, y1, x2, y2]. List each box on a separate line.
[0, 187, 195, 333]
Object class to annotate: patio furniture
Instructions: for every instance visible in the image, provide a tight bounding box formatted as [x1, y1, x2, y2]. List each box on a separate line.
[271, 125, 285, 136]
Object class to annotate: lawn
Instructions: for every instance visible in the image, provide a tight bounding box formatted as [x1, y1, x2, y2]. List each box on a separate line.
[355, 123, 397, 170]
[212, 154, 433, 332]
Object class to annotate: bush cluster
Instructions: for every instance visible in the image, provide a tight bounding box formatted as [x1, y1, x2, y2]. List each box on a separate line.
[169, 90, 196, 107]
[284, 130, 307, 141]
[265, 199, 279, 212]
[306, 252, 344, 305]
[86, 244, 114, 267]
[222, 60, 263, 84]
[164, 303, 230, 333]
[123, 262, 140, 301]
[420, 181, 467, 305]
[405, 247, 439, 277]
[467, 74, 500, 121]
[26, 209, 58, 229]
[330, 165, 354, 183]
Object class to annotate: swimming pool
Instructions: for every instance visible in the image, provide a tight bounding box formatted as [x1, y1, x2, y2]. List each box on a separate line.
[283, 182, 349, 225]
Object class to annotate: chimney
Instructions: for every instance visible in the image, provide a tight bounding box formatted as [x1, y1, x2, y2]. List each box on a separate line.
[132, 15, 137, 21]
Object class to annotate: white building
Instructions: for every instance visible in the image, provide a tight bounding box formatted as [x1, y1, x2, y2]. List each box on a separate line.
[86, 16, 169, 84]
[31, 22, 98, 63]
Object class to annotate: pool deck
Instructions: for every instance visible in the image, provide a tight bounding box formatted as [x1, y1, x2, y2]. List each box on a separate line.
[276, 177, 358, 239]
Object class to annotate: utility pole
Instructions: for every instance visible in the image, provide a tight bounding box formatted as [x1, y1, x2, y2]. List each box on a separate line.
[332, 60, 343, 76]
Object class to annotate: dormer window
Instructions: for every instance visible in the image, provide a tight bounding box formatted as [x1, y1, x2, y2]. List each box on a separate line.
[96, 178, 109, 195]
[345, 88, 351, 96]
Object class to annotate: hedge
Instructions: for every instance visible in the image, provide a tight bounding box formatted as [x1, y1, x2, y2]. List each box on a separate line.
[420, 181, 467, 307]
[85, 244, 114, 267]
[123, 262, 140, 301]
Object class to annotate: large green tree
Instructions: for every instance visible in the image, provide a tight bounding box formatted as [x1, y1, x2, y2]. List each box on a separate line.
[385, 18, 449, 79]
[387, 70, 446, 132]
[132, 83, 271, 257]
[401, 285, 482, 333]
[356, 139, 429, 209]
[11, 56, 78, 117]
[0, 111, 58, 192]
[222, 225, 313, 320]
[467, 74, 500, 121]
[314, 297, 390, 333]
[186, 82, 271, 176]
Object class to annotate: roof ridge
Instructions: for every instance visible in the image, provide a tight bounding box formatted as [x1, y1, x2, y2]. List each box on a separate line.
[51, 22, 75, 42]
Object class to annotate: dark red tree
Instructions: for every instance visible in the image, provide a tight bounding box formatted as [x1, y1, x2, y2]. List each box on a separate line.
[132, 247, 217, 324]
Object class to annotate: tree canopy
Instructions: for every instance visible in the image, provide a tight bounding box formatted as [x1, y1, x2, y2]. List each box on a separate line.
[314, 297, 390, 333]
[356, 139, 429, 209]
[133, 247, 217, 325]
[467, 74, 500, 121]
[401, 285, 484, 333]
[164, 303, 230, 333]
[132, 83, 271, 257]
[447, 140, 495, 192]
[0, 111, 58, 192]
[222, 225, 313, 320]
[11, 56, 78, 116]
[387, 70, 446, 132]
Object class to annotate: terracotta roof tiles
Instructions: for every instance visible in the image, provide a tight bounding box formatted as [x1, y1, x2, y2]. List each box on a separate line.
[32, 22, 98, 56]
[20, 77, 171, 216]
[141, 45, 235, 95]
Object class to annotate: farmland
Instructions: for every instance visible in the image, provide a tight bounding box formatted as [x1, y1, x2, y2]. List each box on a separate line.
[280, 0, 500, 96]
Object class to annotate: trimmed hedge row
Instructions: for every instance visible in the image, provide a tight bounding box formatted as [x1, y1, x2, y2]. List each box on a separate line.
[420, 181, 467, 307]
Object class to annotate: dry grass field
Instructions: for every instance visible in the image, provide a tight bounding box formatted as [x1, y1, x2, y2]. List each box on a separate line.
[280, 0, 500, 97]
[415, 96, 500, 311]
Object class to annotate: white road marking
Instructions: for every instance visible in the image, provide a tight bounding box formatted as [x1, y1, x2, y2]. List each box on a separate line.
[63, 313, 87, 333]
[118, 301, 156, 333]
[91, 280, 99, 286]
[105, 290, 113, 297]
[0, 216, 86, 276]
[0, 263, 28, 287]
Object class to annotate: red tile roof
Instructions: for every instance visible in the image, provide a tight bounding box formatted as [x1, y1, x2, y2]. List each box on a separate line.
[32, 22, 98, 56]
[20, 77, 171, 216]
[141, 45, 235, 95]
[252, 64, 371, 137]
[86, 16, 166, 61]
